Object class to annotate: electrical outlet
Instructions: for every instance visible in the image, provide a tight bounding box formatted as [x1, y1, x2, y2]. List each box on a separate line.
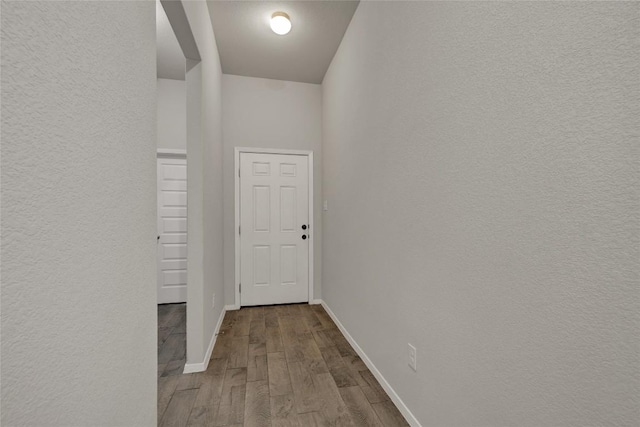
[323, 200, 328, 211]
[212, 293, 215, 309]
[408, 343, 417, 371]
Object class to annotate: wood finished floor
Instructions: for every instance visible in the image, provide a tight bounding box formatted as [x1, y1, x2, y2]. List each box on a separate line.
[158, 303, 409, 427]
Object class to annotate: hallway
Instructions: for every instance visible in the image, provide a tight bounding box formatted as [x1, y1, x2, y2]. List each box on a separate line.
[158, 304, 408, 426]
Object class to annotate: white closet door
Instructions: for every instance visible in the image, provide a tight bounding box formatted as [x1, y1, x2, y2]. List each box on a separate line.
[157, 157, 187, 304]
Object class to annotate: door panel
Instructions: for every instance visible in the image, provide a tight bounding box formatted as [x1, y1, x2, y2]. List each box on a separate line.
[280, 187, 297, 231]
[253, 245, 271, 286]
[162, 218, 187, 233]
[253, 186, 271, 231]
[157, 157, 187, 304]
[280, 245, 297, 285]
[240, 152, 309, 306]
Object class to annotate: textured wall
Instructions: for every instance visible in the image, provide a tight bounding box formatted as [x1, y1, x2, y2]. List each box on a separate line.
[322, 2, 639, 426]
[182, 0, 225, 365]
[157, 78, 186, 150]
[222, 74, 323, 304]
[1, 1, 157, 425]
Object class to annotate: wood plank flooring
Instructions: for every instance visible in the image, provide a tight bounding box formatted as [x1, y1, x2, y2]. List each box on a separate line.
[158, 303, 408, 427]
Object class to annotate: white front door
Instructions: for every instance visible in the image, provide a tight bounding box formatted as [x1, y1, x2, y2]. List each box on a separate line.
[240, 152, 310, 306]
[157, 157, 187, 304]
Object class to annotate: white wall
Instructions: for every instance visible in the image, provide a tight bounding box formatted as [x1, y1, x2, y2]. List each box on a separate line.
[157, 78, 186, 150]
[222, 74, 323, 305]
[182, 0, 225, 368]
[1, 1, 157, 425]
[322, 2, 639, 426]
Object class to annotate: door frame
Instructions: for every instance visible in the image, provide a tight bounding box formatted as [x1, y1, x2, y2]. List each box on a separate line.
[234, 147, 314, 308]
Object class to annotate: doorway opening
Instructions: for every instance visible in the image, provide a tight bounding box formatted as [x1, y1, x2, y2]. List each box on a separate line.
[156, 0, 202, 384]
[156, 0, 188, 380]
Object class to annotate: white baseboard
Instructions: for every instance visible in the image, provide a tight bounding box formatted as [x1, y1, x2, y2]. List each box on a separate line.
[183, 307, 226, 374]
[224, 304, 240, 311]
[320, 300, 421, 427]
[309, 299, 323, 305]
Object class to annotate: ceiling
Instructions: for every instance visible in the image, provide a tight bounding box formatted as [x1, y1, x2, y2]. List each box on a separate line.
[156, 0, 185, 80]
[207, 1, 359, 84]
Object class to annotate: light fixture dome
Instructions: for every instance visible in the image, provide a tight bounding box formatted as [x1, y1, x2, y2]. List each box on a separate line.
[270, 12, 291, 35]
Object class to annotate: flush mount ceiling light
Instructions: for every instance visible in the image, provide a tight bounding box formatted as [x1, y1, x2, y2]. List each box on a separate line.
[270, 12, 291, 35]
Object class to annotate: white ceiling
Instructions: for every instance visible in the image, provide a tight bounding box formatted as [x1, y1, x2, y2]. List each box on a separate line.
[207, 1, 359, 84]
[156, 0, 185, 80]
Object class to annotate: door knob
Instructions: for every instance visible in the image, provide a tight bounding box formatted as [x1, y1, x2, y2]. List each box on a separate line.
[302, 224, 307, 230]
[302, 235, 307, 240]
